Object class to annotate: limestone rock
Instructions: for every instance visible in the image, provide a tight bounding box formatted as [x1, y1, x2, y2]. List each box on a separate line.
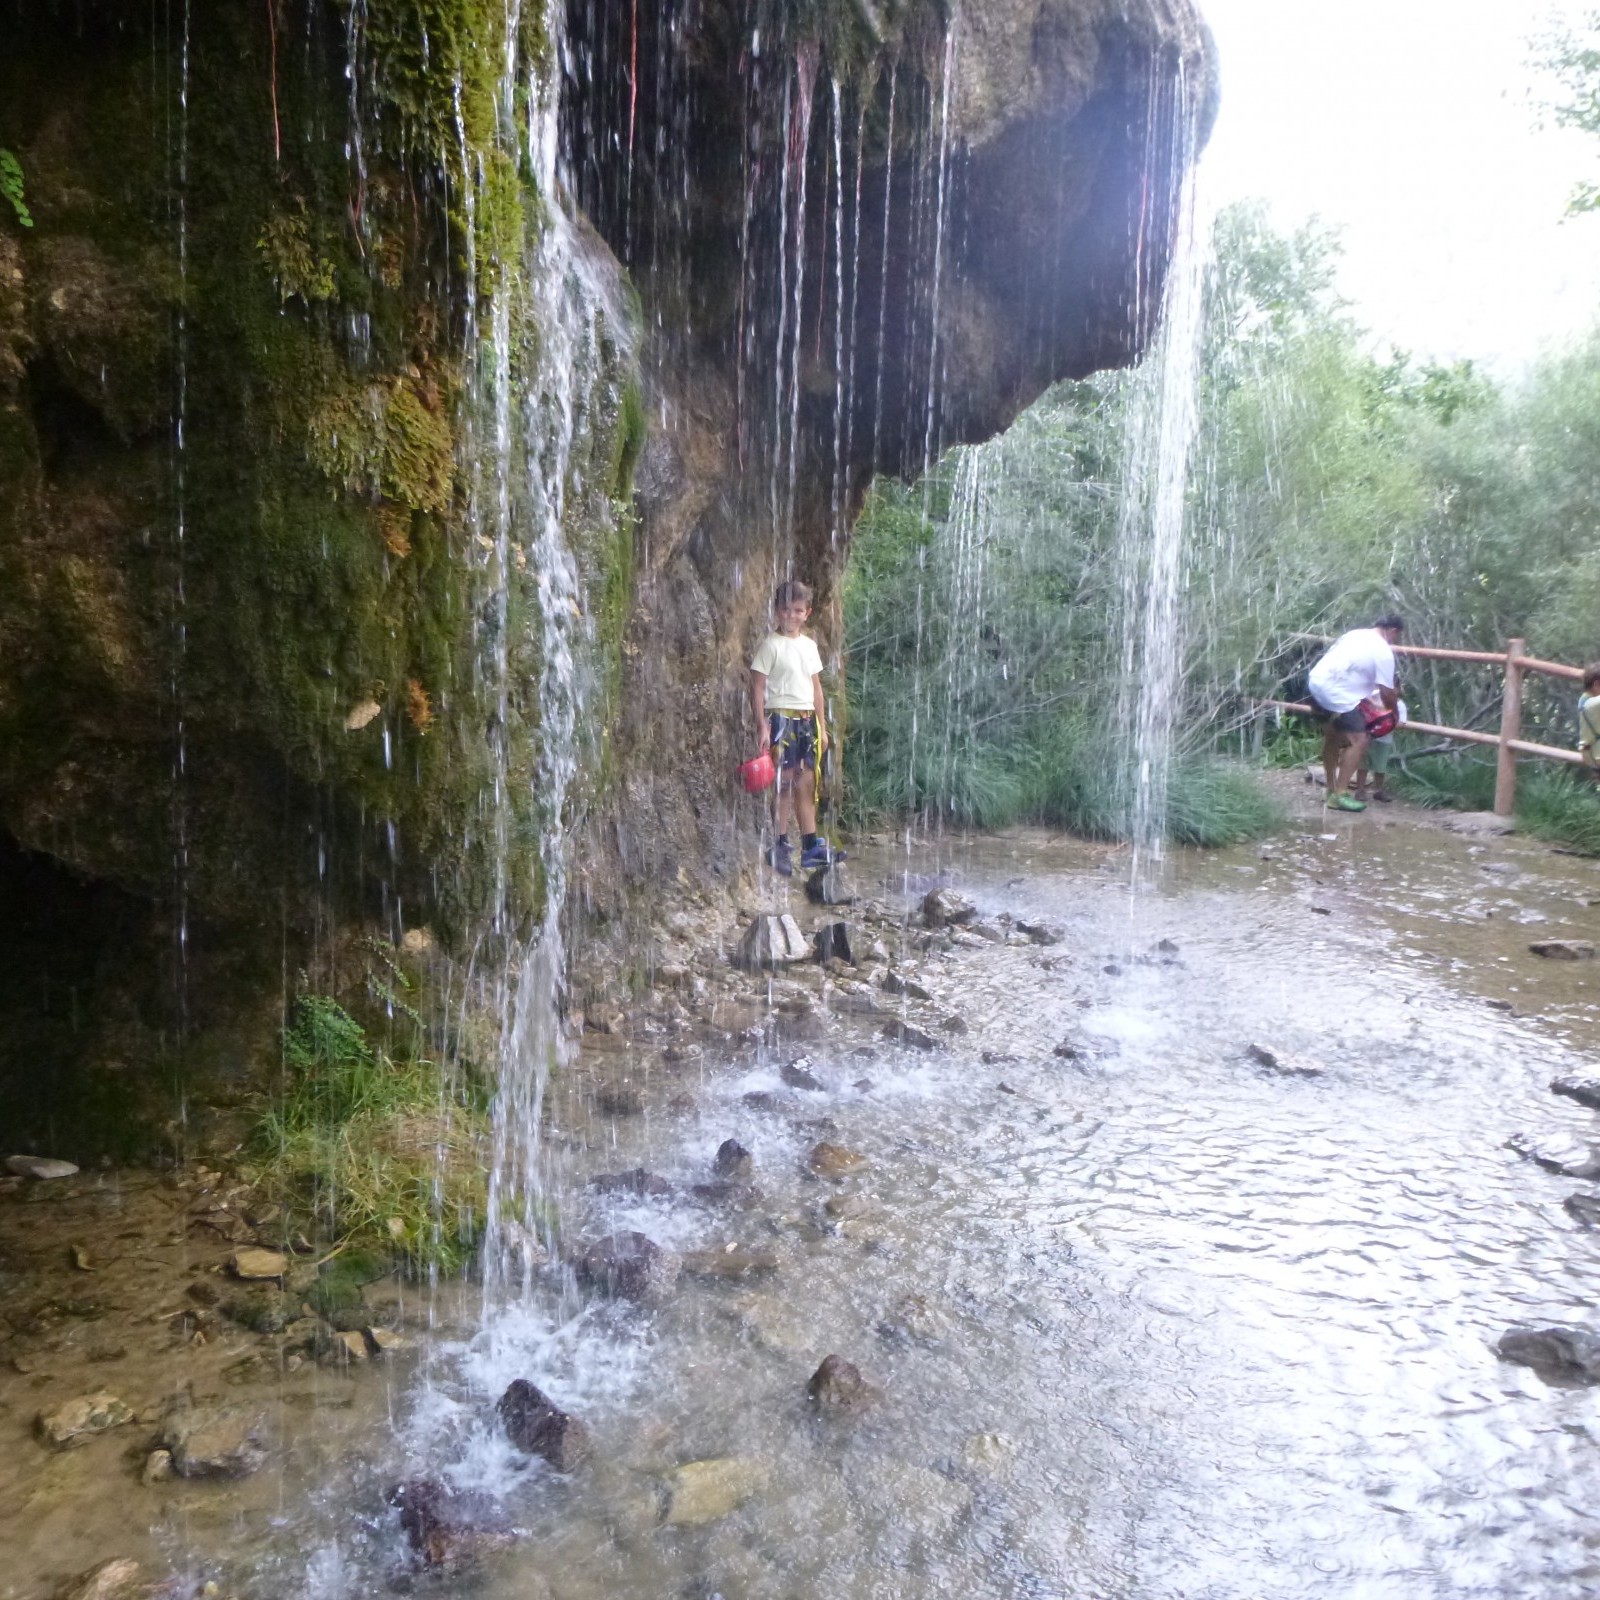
[1529, 939, 1595, 960]
[6, 1154, 79, 1180]
[228, 1246, 288, 1280]
[807, 1142, 868, 1180]
[882, 1019, 937, 1051]
[659, 1456, 767, 1526]
[141, 1449, 174, 1485]
[712, 1138, 753, 1180]
[1498, 1325, 1600, 1383]
[922, 888, 977, 928]
[574, 1231, 680, 1303]
[588, 1168, 674, 1197]
[806, 866, 858, 907]
[734, 914, 811, 971]
[807, 1353, 880, 1416]
[882, 971, 933, 1001]
[1507, 1132, 1600, 1179]
[1015, 919, 1064, 946]
[966, 921, 1007, 943]
[1552, 1076, 1600, 1111]
[498, 1379, 591, 1472]
[162, 1402, 270, 1478]
[1565, 1192, 1600, 1230]
[828, 989, 884, 1017]
[36, 1391, 133, 1448]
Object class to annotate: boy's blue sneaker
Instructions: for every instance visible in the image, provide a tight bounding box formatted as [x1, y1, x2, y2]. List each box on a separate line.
[800, 838, 846, 870]
[767, 839, 794, 877]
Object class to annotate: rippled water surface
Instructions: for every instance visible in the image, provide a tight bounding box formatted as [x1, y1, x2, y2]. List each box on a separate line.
[14, 811, 1600, 1600]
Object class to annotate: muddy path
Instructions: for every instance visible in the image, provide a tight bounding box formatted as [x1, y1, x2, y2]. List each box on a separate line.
[5, 799, 1600, 1600]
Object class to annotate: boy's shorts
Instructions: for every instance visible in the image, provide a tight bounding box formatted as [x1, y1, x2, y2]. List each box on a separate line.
[768, 711, 816, 772]
[1367, 735, 1394, 774]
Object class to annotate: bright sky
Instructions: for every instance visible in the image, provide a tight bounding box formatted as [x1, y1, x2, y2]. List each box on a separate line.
[1197, 0, 1600, 370]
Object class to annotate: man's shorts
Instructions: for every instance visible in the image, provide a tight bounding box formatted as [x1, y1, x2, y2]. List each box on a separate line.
[768, 711, 816, 772]
[1305, 689, 1368, 735]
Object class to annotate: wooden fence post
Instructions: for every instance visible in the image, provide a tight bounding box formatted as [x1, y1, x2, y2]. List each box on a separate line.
[1494, 637, 1526, 817]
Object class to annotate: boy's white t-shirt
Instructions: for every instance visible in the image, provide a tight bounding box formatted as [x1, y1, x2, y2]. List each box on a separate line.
[751, 632, 823, 711]
[1308, 628, 1396, 713]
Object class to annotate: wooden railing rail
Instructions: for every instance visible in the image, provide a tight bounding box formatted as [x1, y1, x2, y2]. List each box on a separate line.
[1264, 634, 1590, 815]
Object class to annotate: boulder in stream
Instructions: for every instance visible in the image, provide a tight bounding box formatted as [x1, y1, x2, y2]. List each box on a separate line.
[807, 1142, 869, 1179]
[806, 867, 858, 907]
[882, 1019, 937, 1051]
[1506, 1132, 1600, 1179]
[574, 1231, 680, 1303]
[780, 1060, 824, 1091]
[1497, 1325, 1600, 1383]
[658, 1456, 768, 1526]
[881, 971, 933, 1001]
[807, 1353, 881, 1416]
[1529, 939, 1596, 960]
[388, 1478, 515, 1570]
[681, 1245, 779, 1281]
[1564, 1192, 1600, 1230]
[734, 914, 810, 971]
[1015, 920, 1064, 946]
[712, 1138, 753, 1180]
[162, 1401, 270, 1478]
[922, 888, 977, 928]
[497, 1379, 591, 1472]
[812, 921, 855, 963]
[54, 1560, 148, 1600]
[1551, 1075, 1600, 1111]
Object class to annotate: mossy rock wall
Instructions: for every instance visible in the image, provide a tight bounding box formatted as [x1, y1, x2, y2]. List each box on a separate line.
[0, 0, 640, 1148]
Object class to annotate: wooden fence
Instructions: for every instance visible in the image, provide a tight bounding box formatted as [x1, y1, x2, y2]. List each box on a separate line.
[1264, 638, 1586, 817]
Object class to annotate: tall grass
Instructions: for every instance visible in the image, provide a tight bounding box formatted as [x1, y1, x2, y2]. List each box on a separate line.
[1389, 750, 1600, 855]
[251, 995, 488, 1270]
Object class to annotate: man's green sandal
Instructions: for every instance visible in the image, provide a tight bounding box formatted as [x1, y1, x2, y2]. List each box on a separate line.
[1332, 793, 1366, 812]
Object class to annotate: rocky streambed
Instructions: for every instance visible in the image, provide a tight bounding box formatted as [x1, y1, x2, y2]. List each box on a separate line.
[8, 810, 1600, 1599]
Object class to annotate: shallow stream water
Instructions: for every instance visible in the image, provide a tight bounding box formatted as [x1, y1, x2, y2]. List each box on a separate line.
[7, 801, 1600, 1599]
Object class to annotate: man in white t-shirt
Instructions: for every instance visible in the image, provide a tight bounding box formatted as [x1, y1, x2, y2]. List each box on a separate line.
[749, 580, 841, 876]
[1305, 614, 1404, 812]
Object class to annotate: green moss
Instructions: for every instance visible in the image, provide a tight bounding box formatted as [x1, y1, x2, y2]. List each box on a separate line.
[257, 199, 338, 304]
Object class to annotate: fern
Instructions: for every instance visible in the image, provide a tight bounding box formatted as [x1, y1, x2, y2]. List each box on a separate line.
[1, 149, 32, 228]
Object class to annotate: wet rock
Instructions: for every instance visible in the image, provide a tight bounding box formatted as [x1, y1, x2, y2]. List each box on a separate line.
[1244, 1042, 1324, 1078]
[807, 1353, 881, 1415]
[1444, 811, 1516, 836]
[588, 1168, 675, 1198]
[876, 1292, 950, 1347]
[853, 1077, 875, 1092]
[940, 1015, 969, 1035]
[223, 1290, 297, 1334]
[162, 1401, 270, 1478]
[806, 866, 858, 907]
[1015, 920, 1064, 946]
[781, 1060, 824, 1091]
[36, 1390, 134, 1448]
[824, 1192, 875, 1221]
[368, 1327, 408, 1354]
[1552, 1076, 1600, 1111]
[55, 1559, 147, 1600]
[388, 1478, 515, 1570]
[982, 1050, 1020, 1065]
[734, 914, 811, 971]
[882, 1019, 937, 1051]
[1485, 998, 1515, 1012]
[681, 1245, 780, 1281]
[328, 1329, 369, 1362]
[596, 1084, 645, 1117]
[690, 1180, 764, 1208]
[1051, 1040, 1081, 1061]
[742, 1091, 784, 1112]
[6, 1154, 79, 1180]
[966, 921, 1007, 943]
[827, 989, 884, 1017]
[1507, 1132, 1600, 1178]
[922, 888, 977, 928]
[228, 1246, 288, 1281]
[1529, 939, 1596, 960]
[812, 921, 855, 964]
[1565, 1192, 1600, 1229]
[881, 971, 933, 1001]
[141, 1449, 173, 1485]
[712, 1139, 753, 1180]
[575, 1231, 680, 1303]
[497, 1379, 591, 1472]
[1497, 1325, 1600, 1383]
[659, 1456, 767, 1526]
[807, 1142, 868, 1179]
[961, 1431, 1016, 1476]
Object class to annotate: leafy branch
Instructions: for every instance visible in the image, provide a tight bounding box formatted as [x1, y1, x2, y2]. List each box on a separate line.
[0, 149, 32, 228]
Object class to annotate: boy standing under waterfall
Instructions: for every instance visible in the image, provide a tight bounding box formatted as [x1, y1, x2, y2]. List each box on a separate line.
[749, 580, 842, 876]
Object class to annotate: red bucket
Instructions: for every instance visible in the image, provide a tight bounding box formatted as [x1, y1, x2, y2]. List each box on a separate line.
[738, 751, 776, 794]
